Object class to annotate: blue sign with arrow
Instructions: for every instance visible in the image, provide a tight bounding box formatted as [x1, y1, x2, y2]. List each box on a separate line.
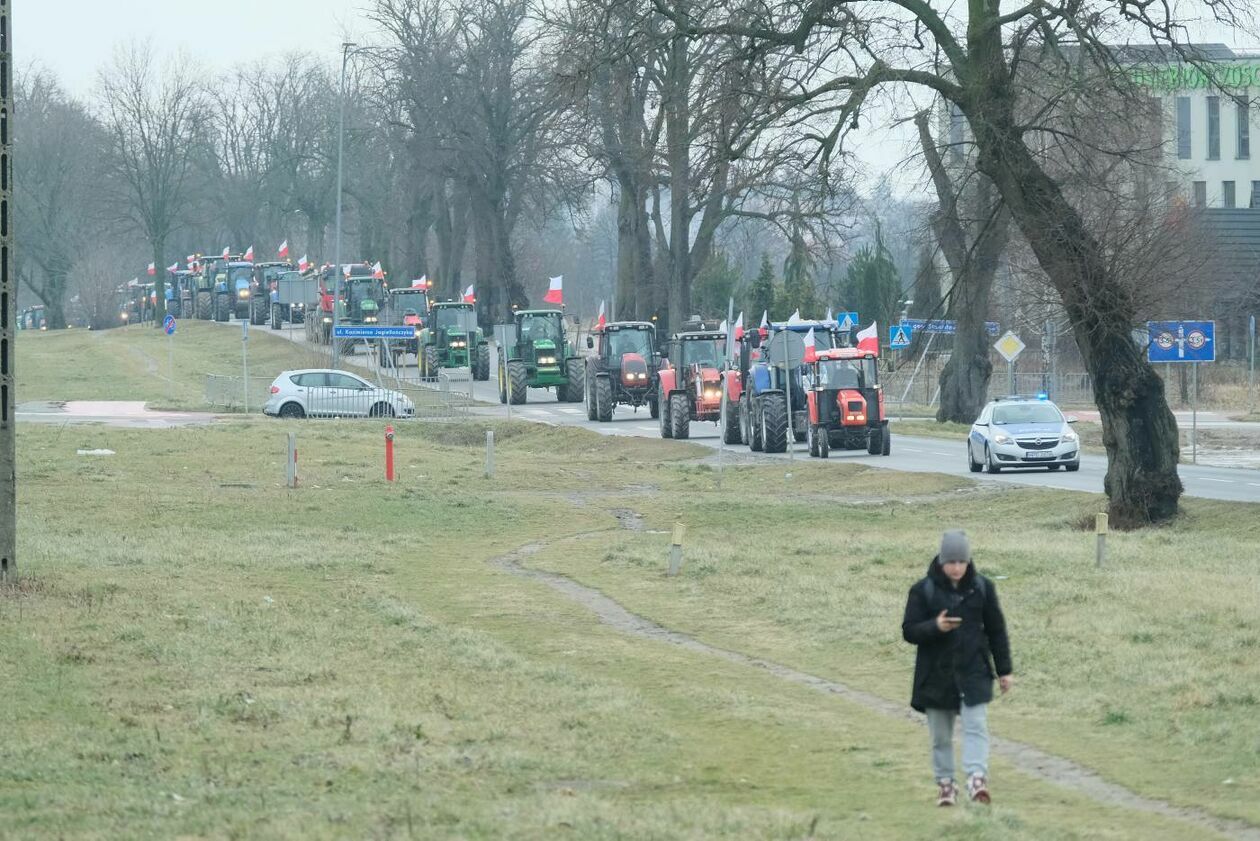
[1147, 320, 1215, 363]
[889, 323, 913, 349]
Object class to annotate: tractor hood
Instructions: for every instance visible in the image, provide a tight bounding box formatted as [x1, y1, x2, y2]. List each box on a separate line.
[620, 353, 649, 386]
[836, 389, 868, 425]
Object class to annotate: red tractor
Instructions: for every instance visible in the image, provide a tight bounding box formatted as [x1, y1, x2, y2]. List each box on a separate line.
[584, 321, 661, 421]
[657, 329, 727, 439]
[804, 346, 890, 458]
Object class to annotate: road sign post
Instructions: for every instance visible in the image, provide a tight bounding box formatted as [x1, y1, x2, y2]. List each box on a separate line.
[718, 297, 734, 486]
[242, 318, 250, 414]
[1147, 321, 1215, 463]
[163, 316, 177, 404]
[994, 331, 1026, 396]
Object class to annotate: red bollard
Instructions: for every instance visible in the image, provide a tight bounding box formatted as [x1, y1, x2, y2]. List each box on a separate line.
[384, 424, 395, 482]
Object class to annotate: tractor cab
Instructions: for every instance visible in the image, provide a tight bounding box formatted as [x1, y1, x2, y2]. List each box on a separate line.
[387, 286, 431, 329]
[343, 275, 387, 325]
[805, 347, 889, 458]
[430, 302, 478, 357]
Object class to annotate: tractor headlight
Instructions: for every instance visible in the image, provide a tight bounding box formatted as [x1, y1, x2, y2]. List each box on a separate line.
[238, 289, 249, 299]
[704, 387, 721, 399]
[365, 316, 378, 323]
[538, 355, 556, 365]
[413, 327, 422, 338]
[450, 340, 467, 348]
[322, 317, 333, 324]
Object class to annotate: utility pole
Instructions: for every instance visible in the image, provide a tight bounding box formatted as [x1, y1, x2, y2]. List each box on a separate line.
[332, 42, 354, 369]
[0, 0, 14, 578]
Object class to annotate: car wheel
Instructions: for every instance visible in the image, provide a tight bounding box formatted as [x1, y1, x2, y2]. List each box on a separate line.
[967, 442, 982, 473]
[368, 402, 396, 418]
[1065, 461, 1081, 472]
[985, 444, 1001, 474]
[278, 402, 305, 419]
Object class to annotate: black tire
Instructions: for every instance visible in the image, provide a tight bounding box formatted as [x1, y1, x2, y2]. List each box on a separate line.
[659, 389, 673, 439]
[649, 396, 659, 419]
[881, 422, 891, 456]
[760, 393, 788, 453]
[196, 291, 212, 320]
[818, 427, 830, 459]
[278, 402, 304, 419]
[585, 366, 598, 420]
[720, 389, 742, 444]
[474, 344, 491, 381]
[595, 375, 613, 422]
[669, 393, 690, 439]
[508, 360, 528, 404]
[968, 443, 982, 473]
[423, 346, 439, 379]
[271, 304, 282, 330]
[215, 293, 230, 322]
[498, 362, 508, 404]
[746, 397, 763, 452]
[867, 425, 882, 455]
[561, 357, 584, 403]
[985, 445, 1001, 474]
[807, 423, 818, 457]
[1065, 461, 1081, 472]
[250, 296, 267, 325]
[368, 402, 396, 418]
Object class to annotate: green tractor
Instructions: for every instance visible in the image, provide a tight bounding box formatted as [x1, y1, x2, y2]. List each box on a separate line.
[496, 308, 583, 404]
[417, 301, 490, 380]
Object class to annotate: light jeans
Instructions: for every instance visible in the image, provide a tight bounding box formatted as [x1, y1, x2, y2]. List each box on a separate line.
[926, 703, 989, 782]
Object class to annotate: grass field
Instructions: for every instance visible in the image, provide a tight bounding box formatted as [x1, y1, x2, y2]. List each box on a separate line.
[15, 322, 321, 410]
[7, 328, 1260, 839]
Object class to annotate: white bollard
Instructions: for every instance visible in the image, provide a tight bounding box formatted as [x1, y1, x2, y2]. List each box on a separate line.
[485, 430, 495, 479]
[667, 522, 686, 576]
[286, 432, 298, 488]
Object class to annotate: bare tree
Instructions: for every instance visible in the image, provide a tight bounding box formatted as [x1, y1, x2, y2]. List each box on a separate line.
[14, 70, 106, 329]
[99, 43, 205, 323]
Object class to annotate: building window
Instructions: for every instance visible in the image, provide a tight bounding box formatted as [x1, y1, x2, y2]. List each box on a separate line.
[1238, 97, 1251, 159]
[1193, 181, 1207, 206]
[1251, 181, 1260, 209]
[1207, 96, 1221, 160]
[1223, 181, 1236, 208]
[1176, 96, 1192, 159]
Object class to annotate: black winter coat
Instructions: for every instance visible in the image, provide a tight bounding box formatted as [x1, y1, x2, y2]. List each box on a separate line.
[902, 558, 1012, 713]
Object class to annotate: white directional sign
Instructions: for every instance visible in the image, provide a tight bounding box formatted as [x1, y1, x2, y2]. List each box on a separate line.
[994, 331, 1026, 362]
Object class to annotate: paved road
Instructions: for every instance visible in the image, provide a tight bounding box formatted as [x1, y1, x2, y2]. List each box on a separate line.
[260, 321, 1260, 504]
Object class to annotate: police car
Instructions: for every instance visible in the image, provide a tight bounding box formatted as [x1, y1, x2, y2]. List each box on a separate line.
[967, 395, 1080, 473]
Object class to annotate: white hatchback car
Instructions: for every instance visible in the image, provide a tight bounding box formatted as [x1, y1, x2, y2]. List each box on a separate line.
[263, 369, 415, 419]
[967, 396, 1080, 473]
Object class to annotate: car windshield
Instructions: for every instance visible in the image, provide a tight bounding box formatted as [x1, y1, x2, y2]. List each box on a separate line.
[608, 329, 652, 359]
[992, 403, 1063, 424]
[434, 307, 476, 332]
[520, 313, 562, 342]
[681, 339, 721, 367]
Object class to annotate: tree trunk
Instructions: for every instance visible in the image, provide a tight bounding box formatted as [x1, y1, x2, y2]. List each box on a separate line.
[663, 32, 691, 337]
[967, 60, 1181, 524]
[470, 190, 524, 324]
[615, 182, 653, 322]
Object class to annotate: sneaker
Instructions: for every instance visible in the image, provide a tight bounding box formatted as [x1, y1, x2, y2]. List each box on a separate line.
[936, 779, 958, 807]
[967, 774, 990, 804]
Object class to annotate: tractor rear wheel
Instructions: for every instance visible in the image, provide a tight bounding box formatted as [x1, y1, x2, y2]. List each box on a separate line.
[215, 293, 230, 322]
[760, 393, 788, 453]
[807, 423, 818, 457]
[818, 427, 830, 459]
[196, 291, 212, 320]
[881, 422, 891, 456]
[271, 304, 282, 330]
[745, 398, 763, 451]
[423, 346, 439, 379]
[474, 344, 491, 381]
[584, 367, 597, 420]
[250, 296, 267, 325]
[508, 360, 528, 404]
[721, 391, 742, 444]
[659, 391, 673, 439]
[595, 376, 613, 422]
[498, 362, 508, 404]
[669, 393, 690, 439]
[560, 357, 584, 402]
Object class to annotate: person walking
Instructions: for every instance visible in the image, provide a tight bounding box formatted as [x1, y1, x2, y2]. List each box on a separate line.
[902, 529, 1013, 806]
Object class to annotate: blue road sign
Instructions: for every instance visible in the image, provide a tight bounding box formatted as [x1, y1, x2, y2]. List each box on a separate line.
[837, 311, 860, 331]
[332, 325, 415, 340]
[889, 323, 913, 349]
[1147, 320, 1215, 363]
[163, 315, 176, 336]
[901, 317, 1000, 337]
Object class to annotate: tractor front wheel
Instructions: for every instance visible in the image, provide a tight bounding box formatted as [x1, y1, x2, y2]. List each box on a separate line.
[721, 390, 742, 444]
[649, 395, 659, 419]
[867, 425, 882, 455]
[214, 293, 230, 322]
[250, 296, 267, 325]
[760, 393, 788, 454]
[474, 344, 491, 381]
[196, 291, 212, 320]
[585, 367, 597, 420]
[423, 346, 439, 379]
[595, 376, 613, 422]
[659, 391, 673, 439]
[270, 304, 282, 330]
[508, 360, 528, 404]
[881, 422, 891, 456]
[669, 393, 690, 439]
[817, 427, 830, 459]
[745, 398, 763, 452]
[560, 357, 584, 402]
[498, 362, 508, 404]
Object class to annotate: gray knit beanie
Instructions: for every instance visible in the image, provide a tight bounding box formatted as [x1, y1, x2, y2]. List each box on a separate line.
[938, 529, 972, 564]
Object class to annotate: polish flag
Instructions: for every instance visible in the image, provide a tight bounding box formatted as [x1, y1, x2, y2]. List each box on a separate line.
[222, 247, 231, 259]
[787, 309, 802, 325]
[166, 261, 179, 273]
[596, 300, 606, 330]
[298, 255, 309, 272]
[243, 245, 255, 262]
[372, 261, 385, 280]
[277, 240, 289, 259]
[719, 319, 728, 333]
[146, 262, 156, 276]
[412, 275, 429, 289]
[760, 310, 768, 329]
[804, 327, 818, 363]
[543, 275, 563, 305]
[825, 307, 834, 322]
[856, 321, 880, 354]
[463, 284, 476, 303]
[186, 254, 196, 262]
[734, 312, 744, 342]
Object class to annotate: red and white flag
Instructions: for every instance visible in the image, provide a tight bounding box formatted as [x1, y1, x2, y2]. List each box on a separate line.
[462, 284, 476, 303]
[372, 261, 385, 280]
[787, 309, 802, 325]
[186, 254, 196, 262]
[543, 275, 563, 305]
[146, 262, 156, 276]
[804, 327, 818, 363]
[243, 245, 255, 262]
[734, 311, 744, 342]
[411, 275, 429, 289]
[596, 300, 606, 330]
[298, 255, 309, 272]
[222, 247, 231, 259]
[166, 261, 179, 273]
[856, 321, 880, 354]
[277, 240, 289, 259]
[760, 310, 769, 329]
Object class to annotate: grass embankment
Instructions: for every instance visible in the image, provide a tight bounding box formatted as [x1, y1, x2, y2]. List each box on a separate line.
[6, 417, 1257, 839]
[15, 322, 320, 410]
